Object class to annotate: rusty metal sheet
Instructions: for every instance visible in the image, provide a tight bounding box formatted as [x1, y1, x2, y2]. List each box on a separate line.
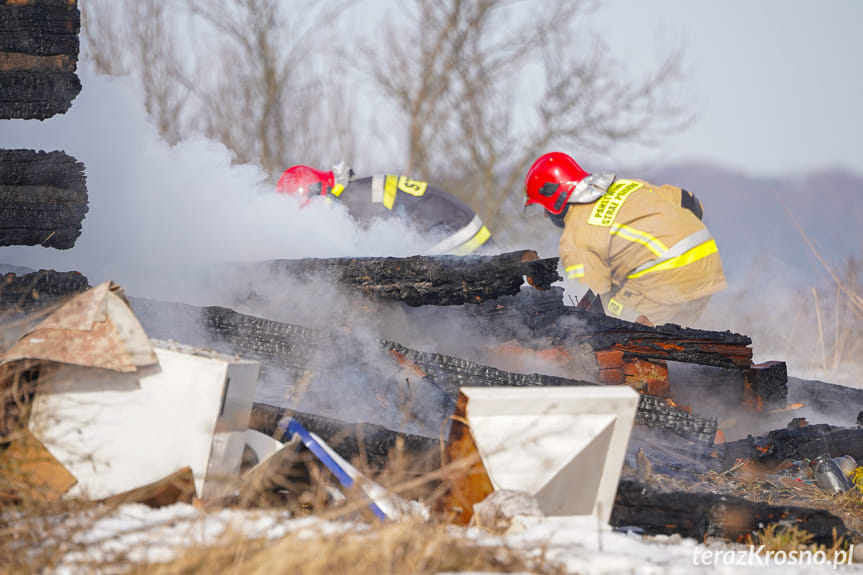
[0, 281, 157, 372]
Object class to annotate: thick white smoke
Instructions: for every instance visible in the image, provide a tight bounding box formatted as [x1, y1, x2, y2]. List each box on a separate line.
[0, 63, 431, 304]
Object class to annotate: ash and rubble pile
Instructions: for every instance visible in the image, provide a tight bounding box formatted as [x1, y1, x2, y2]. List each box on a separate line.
[2, 1, 863, 543]
[3, 249, 863, 543]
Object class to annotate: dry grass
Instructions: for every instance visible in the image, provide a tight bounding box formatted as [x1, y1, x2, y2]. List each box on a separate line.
[766, 197, 863, 384]
[0, 459, 563, 575]
[124, 517, 560, 575]
[745, 522, 848, 561]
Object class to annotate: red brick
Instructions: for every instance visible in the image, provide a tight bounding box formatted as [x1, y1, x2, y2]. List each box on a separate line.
[599, 367, 625, 385]
[595, 349, 625, 370]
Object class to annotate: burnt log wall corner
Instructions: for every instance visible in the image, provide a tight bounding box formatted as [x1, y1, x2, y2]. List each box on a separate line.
[0, 149, 88, 249]
[1, 1, 88, 254]
[0, 0, 81, 120]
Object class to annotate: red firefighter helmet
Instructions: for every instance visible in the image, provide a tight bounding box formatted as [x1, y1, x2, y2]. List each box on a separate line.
[524, 152, 589, 215]
[276, 165, 335, 200]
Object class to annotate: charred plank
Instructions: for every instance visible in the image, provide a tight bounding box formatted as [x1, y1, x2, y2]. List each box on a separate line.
[0, 0, 80, 57]
[0, 150, 88, 248]
[635, 394, 718, 445]
[249, 402, 440, 473]
[381, 339, 587, 395]
[129, 298, 713, 444]
[744, 361, 788, 412]
[0, 70, 81, 119]
[0, 269, 89, 316]
[788, 377, 863, 426]
[0, 0, 81, 119]
[611, 479, 848, 546]
[463, 286, 753, 369]
[556, 310, 753, 369]
[719, 423, 863, 468]
[246, 250, 561, 306]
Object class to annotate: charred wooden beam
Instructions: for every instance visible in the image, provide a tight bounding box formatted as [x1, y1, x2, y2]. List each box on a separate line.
[788, 377, 863, 427]
[611, 479, 848, 546]
[236, 251, 751, 370]
[464, 285, 570, 334]
[244, 250, 561, 307]
[744, 361, 788, 412]
[249, 402, 440, 474]
[0, 269, 89, 316]
[719, 423, 863, 468]
[0, 0, 81, 119]
[635, 394, 718, 445]
[0, 149, 88, 248]
[128, 298, 714, 444]
[554, 310, 753, 369]
[383, 340, 717, 444]
[381, 340, 586, 394]
[462, 285, 753, 370]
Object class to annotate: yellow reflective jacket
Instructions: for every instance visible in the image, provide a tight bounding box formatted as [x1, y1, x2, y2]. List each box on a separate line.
[559, 177, 726, 320]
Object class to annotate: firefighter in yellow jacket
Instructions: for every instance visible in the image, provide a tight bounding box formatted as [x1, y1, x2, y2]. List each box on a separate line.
[524, 152, 727, 326]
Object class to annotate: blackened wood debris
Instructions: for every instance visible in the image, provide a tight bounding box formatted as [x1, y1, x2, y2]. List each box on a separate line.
[611, 479, 847, 546]
[0, 269, 89, 315]
[0, 149, 88, 249]
[0, 0, 81, 119]
[245, 250, 561, 306]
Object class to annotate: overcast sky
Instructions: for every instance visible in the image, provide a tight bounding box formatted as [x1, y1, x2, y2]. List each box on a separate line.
[590, 0, 862, 178]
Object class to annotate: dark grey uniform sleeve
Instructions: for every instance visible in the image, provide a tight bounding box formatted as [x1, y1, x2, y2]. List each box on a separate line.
[335, 175, 495, 254]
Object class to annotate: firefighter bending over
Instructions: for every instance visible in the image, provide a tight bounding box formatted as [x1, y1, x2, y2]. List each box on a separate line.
[523, 152, 726, 326]
[277, 162, 497, 256]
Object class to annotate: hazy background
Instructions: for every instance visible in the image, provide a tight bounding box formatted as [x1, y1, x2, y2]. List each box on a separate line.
[587, 0, 863, 177]
[1, 0, 861, 386]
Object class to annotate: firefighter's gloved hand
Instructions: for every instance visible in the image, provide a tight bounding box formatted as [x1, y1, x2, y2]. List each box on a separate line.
[332, 161, 354, 188]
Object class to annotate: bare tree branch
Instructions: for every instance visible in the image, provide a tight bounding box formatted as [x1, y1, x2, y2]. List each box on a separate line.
[359, 0, 692, 237]
[82, 0, 355, 179]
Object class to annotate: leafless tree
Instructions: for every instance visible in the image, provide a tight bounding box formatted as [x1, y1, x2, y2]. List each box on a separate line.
[360, 0, 691, 233]
[82, 0, 189, 145]
[82, 0, 354, 178]
[83, 0, 689, 232]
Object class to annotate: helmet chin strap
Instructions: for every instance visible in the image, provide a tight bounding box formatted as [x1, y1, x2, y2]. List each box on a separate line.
[547, 205, 570, 229]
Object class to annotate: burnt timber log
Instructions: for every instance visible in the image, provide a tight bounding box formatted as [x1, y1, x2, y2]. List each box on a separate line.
[635, 395, 717, 445]
[242, 250, 752, 369]
[256, 251, 752, 371]
[467, 286, 753, 369]
[249, 402, 440, 474]
[0, 0, 81, 119]
[128, 297, 718, 444]
[788, 377, 863, 426]
[611, 479, 848, 546]
[743, 361, 788, 411]
[247, 250, 561, 306]
[719, 423, 863, 468]
[384, 339, 715, 443]
[0, 269, 89, 316]
[0, 149, 89, 248]
[551, 305, 753, 370]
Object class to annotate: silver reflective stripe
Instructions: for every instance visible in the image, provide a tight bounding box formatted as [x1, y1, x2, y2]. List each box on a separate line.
[610, 223, 667, 256]
[630, 228, 714, 275]
[371, 175, 385, 203]
[429, 214, 484, 254]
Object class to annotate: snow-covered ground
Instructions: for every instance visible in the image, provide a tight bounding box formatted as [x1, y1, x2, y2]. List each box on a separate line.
[43, 503, 863, 574]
